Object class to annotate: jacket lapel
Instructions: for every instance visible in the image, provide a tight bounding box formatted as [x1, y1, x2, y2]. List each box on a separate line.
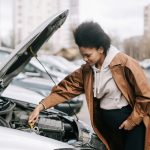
[109, 54, 133, 106]
[110, 65, 130, 102]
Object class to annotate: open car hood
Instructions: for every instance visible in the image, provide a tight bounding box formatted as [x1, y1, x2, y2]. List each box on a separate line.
[0, 10, 68, 94]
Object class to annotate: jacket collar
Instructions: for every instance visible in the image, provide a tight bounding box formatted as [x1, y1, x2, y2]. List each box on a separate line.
[101, 45, 120, 69]
[109, 52, 128, 68]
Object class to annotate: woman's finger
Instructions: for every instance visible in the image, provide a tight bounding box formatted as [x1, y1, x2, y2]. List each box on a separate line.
[119, 122, 125, 129]
[28, 112, 37, 123]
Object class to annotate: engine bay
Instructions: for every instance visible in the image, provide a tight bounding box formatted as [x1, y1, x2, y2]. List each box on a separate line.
[0, 97, 77, 142]
[0, 97, 106, 150]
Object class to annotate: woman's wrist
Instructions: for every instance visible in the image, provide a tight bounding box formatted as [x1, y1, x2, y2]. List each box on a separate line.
[127, 117, 137, 127]
[127, 114, 143, 126]
[36, 103, 45, 112]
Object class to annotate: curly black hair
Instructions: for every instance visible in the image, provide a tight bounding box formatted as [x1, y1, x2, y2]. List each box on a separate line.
[74, 21, 111, 55]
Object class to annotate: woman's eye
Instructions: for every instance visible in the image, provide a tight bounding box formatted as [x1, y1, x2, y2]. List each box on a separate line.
[82, 54, 91, 58]
[86, 55, 90, 57]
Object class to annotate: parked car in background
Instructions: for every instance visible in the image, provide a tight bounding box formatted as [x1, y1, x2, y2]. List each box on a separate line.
[0, 48, 83, 116]
[139, 59, 150, 82]
[0, 48, 66, 83]
[0, 10, 105, 149]
[11, 73, 83, 115]
[38, 55, 78, 74]
[24, 57, 67, 82]
[139, 58, 150, 69]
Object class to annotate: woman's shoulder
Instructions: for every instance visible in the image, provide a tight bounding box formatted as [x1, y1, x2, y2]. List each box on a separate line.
[110, 52, 138, 67]
[80, 63, 92, 72]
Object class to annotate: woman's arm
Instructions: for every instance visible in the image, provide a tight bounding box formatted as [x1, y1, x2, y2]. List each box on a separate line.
[28, 67, 84, 124]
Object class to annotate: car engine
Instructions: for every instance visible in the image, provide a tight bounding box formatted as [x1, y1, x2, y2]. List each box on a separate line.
[0, 97, 106, 150]
[0, 97, 76, 141]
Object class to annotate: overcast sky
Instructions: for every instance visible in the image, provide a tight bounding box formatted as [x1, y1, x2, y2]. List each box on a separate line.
[79, 0, 150, 40]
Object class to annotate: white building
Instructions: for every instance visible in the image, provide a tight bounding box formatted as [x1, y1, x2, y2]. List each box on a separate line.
[0, 0, 13, 47]
[144, 4, 150, 39]
[13, 0, 79, 52]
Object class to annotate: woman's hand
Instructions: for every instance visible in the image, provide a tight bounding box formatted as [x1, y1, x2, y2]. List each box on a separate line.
[119, 119, 136, 130]
[28, 104, 44, 125]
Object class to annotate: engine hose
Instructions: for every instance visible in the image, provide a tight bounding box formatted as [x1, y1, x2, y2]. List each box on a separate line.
[0, 102, 16, 115]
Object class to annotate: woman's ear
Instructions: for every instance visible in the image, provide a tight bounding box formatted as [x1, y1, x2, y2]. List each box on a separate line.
[97, 47, 104, 54]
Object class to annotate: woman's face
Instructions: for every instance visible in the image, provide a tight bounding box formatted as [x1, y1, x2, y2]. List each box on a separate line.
[79, 47, 104, 66]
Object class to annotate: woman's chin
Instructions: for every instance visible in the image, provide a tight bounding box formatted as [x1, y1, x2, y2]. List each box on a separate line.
[88, 63, 95, 66]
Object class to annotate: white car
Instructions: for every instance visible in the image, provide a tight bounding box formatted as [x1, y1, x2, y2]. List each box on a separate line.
[0, 10, 105, 150]
[2, 84, 44, 104]
[0, 126, 74, 150]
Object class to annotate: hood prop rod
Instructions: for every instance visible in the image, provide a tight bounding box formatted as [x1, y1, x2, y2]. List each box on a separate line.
[29, 47, 79, 121]
[29, 47, 56, 85]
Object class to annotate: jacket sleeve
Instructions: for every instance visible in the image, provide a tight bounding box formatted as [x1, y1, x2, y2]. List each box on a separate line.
[40, 67, 84, 109]
[125, 57, 150, 125]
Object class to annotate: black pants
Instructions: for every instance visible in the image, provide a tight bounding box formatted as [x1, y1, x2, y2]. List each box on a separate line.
[100, 105, 145, 150]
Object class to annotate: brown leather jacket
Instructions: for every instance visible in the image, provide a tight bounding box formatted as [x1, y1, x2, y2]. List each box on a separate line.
[41, 52, 150, 150]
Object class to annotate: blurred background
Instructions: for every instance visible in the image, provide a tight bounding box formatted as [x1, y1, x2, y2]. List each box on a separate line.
[0, 0, 150, 125]
[0, 0, 150, 61]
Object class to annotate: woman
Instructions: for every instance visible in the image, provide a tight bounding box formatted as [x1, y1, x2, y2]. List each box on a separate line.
[28, 21, 150, 150]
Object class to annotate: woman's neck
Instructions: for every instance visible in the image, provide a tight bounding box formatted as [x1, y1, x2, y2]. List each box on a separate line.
[95, 54, 105, 69]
